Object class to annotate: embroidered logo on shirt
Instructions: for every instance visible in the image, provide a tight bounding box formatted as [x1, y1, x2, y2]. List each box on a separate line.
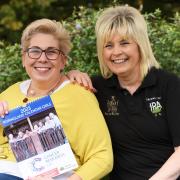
[146, 97, 162, 117]
[105, 96, 119, 116]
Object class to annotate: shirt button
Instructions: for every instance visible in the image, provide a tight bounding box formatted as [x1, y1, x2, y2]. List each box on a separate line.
[0, 155, 8, 159]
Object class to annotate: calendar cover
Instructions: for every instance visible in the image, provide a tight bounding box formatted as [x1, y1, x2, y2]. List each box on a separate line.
[0, 95, 78, 179]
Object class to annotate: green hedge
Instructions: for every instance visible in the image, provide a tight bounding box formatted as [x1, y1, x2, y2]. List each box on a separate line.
[0, 7, 179, 92]
[145, 9, 180, 75]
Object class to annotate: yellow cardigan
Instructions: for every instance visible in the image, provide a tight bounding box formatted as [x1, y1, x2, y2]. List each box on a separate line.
[0, 81, 113, 180]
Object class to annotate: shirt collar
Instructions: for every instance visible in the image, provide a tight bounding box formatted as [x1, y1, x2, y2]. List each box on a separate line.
[106, 67, 157, 90]
[140, 67, 157, 89]
[106, 74, 123, 89]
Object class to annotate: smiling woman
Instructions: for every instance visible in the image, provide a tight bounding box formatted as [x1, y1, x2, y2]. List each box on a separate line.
[22, 33, 67, 97]
[20, 19, 70, 97]
[67, 5, 180, 180]
[103, 36, 141, 93]
[0, 19, 113, 180]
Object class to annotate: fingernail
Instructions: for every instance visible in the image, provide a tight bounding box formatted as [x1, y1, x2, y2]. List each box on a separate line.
[1, 115, 4, 118]
[93, 88, 97, 93]
[5, 111, 8, 114]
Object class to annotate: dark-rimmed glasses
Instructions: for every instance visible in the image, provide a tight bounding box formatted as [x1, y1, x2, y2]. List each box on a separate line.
[25, 47, 64, 60]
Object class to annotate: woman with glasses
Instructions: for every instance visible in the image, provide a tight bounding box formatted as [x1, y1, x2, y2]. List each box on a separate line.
[0, 19, 113, 180]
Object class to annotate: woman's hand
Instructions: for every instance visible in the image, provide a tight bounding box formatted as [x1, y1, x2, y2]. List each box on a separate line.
[67, 70, 96, 92]
[0, 101, 9, 118]
[28, 173, 82, 180]
[67, 173, 82, 180]
[27, 175, 53, 180]
[149, 146, 180, 180]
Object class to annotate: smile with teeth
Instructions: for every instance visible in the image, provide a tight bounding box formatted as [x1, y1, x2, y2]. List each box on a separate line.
[35, 67, 51, 71]
[112, 58, 127, 64]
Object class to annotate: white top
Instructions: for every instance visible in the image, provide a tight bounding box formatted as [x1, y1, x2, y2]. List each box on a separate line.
[20, 79, 70, 95]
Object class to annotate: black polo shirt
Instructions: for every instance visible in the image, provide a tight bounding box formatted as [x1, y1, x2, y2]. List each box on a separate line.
[92, 67, 180, 180]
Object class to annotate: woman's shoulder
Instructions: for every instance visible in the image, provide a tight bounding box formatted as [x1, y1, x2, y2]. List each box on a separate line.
[0, 82, 22, 96]
[151, 67, 180, 83]
[91, 75, 106, 83]
[91, 75, 110, 88]
[53, 82, 97, 100]
[147, 67, 180, 92]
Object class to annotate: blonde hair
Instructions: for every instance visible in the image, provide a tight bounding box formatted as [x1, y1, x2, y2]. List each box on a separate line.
[95, 5, 160, 79]
[21, 18, 72, 55]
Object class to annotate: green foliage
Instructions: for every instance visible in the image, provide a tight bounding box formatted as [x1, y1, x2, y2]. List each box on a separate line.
[0, 43, 27, 91]
[0, 7, 179, 92]
[64, 6, 101, 76]
[145, 9, 180, 75]
[0, 0, 56, 43]
[0, 0, 110, 44]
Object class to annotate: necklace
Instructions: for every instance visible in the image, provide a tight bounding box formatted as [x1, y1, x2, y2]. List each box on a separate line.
[29, 77, 63, 96]
[24, 76, 64, 102]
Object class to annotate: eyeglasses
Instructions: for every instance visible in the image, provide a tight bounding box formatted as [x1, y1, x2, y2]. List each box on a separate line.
[25, 47, 64, 60]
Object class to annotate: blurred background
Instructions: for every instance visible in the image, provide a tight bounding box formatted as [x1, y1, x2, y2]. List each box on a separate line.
[0, 0, 179, 44]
